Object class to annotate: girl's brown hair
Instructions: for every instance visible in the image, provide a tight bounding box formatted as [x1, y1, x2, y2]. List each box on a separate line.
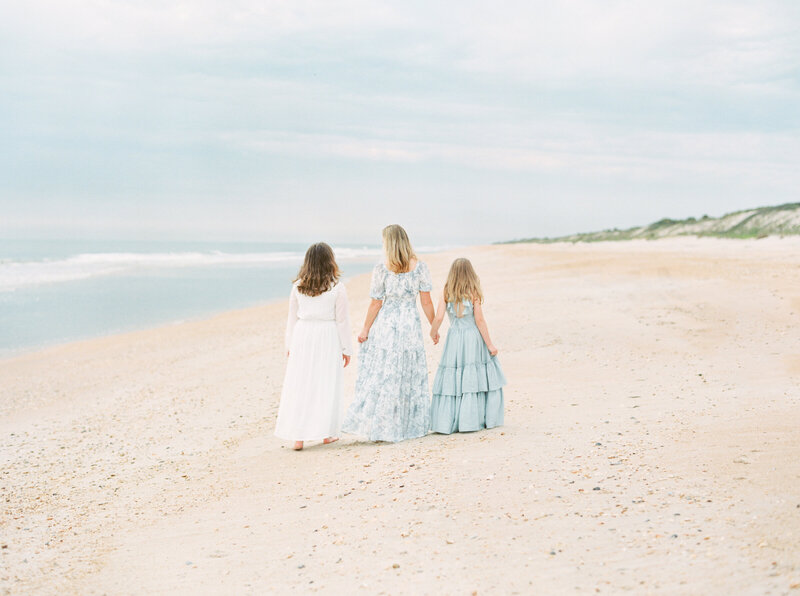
[295, 243, 341, 297]
[443, 258, 484, 317]
[382, 224, 416, 273]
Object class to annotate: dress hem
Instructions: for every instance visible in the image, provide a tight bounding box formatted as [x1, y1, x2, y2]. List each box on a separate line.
[340, 427, 429, 443]
[274, 431, 341, 442]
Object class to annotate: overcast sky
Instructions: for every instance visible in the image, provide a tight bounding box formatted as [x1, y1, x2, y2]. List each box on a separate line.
[1, 1, 799, 245]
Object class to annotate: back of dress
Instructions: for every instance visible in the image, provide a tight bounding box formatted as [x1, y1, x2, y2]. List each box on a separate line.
[295, 283, 338, 321]
[371, 262, 432, 308]
[446, 299, 476, 329]
[285, 282, 353, 357]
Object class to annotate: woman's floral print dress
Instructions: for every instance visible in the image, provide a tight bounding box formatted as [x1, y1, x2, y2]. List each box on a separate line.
[342, 261, 432, 442]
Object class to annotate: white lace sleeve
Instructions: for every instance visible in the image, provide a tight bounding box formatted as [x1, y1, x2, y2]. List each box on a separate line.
[284, 285, 299, 352]
[335, 284, 354, 356]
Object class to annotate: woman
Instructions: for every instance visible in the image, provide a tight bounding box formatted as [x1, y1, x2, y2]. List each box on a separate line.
[341, 224, 435, 442]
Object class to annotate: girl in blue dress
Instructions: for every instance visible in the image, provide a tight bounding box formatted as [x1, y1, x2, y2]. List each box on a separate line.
[429, 258, 506, 434]
[341, 224, 435, 442]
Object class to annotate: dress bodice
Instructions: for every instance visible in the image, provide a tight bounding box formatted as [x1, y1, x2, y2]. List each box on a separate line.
[370, 261, 432, 310]
[293, 282, 341, 321]
[446, 299, 476, 329]
[285, 281, 353, 355]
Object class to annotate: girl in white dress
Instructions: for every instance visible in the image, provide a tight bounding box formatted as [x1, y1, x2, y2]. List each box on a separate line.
[275, 243, 354, 451]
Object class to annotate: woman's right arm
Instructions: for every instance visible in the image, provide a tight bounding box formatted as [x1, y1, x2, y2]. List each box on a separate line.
[358, 299, 383, 343]
[360, 264, 385, 343]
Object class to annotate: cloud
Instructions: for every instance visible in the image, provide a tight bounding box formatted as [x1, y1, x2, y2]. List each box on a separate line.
[0, 1, 405, 51]
[1, 1, 799, 242]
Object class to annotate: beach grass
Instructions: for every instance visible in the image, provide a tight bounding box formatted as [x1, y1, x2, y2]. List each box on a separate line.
[504, 202, 800, 244]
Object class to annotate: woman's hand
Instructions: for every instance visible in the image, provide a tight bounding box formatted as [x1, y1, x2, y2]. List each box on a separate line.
[343, 354, 351, 367]
[487, 344, 498, 356]
[430, 329, 440, 344]
[358, 328, 369, 343]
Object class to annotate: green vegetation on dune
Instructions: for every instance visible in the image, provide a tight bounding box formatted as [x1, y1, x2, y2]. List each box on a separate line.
[504, 202, 800, 244]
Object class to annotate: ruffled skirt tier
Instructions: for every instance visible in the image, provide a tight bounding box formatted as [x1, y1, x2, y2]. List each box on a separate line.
[430, 326, 506, 434]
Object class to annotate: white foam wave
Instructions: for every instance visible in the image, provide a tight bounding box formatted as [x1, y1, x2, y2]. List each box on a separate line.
[0, 247, 384, 292]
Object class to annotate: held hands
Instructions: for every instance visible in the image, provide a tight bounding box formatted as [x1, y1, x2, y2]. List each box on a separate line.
[430, 329, 440, 344]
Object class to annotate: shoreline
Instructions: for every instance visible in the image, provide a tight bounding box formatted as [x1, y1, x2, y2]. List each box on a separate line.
[5, 235, 798, 364]
[2, 237, 799, 593]
[0, 295, 284, 364]
[0, 265, 380, 363]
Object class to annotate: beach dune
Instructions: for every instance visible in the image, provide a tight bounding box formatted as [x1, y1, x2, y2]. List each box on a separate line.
[2, 238, 799, 594]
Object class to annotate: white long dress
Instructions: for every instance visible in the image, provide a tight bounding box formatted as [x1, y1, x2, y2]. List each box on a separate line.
[274, 282, 354, 441]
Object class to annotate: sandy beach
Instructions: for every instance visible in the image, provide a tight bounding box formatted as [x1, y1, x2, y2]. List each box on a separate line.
[2, 238, 799, 594]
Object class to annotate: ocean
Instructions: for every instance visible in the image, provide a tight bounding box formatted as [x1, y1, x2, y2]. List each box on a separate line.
[0, 239, 384, 357]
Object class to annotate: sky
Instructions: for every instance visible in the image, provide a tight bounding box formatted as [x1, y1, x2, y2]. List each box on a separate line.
[1, 1, 799, 245]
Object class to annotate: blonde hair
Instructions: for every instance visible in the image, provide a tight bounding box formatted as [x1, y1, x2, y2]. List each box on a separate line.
[443, 258, 483, 317]
[295, 242, 341, 297]
[382, 224, 416, 273]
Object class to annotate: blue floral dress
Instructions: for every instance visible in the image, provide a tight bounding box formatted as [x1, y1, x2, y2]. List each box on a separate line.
[342, 261, 433, 442]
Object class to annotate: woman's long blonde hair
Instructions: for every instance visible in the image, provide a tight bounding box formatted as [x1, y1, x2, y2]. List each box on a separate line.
[444, 258, 483, 316]
[382, 224, 416, 273]
[295, 242, 341, 297]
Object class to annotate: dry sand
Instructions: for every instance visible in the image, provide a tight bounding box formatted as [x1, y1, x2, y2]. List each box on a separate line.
[1, 238, 799, 595]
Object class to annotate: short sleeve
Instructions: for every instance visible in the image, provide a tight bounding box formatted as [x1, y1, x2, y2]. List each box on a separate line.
[417, 261, 432, 292]
[369, 264, 386, 300]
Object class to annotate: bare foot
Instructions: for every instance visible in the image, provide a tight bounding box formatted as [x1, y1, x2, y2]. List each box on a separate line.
[293, 441, 303, 450]
[323, 437, 339, 445]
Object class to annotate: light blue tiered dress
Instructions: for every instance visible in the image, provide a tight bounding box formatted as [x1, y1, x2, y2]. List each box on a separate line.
[430, 299, 506, 434]
[341, 262, 433, 442]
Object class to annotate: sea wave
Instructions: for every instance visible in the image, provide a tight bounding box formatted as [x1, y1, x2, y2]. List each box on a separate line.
[0, 247, 385, 291]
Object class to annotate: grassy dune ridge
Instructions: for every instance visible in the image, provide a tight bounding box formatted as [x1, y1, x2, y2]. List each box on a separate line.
[506, 202, 800, 243]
